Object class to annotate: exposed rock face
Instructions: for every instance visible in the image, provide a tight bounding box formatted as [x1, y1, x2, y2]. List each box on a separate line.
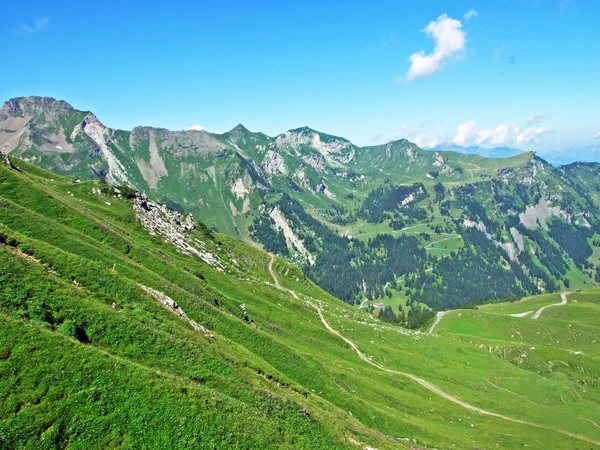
[276, 128, 352, 159]
[133, 193, 224, 270]
[431, 152, 455, 174]
[519, 199, 567, 229]
[75, 113, 130, 185]
[314, 181, 336, 199]
[0, 96, 74, 120]
[464, 220, 519, 263]
[131, 128, 169, 189]
[510, 227, 525, 251]
[139, 284, 213, 336]
[302, 154, 326, 172]
[160, 129, 225, 157]
[274, 128, 355, 166]
[239, 303, 256, 326]
[0, 97, 80, 155]
[293, 168, 311, 190]
[0, 151, 16, 169]
[269, 206, 315, 265]
[261, 150, 288, 175]
[230, 177, 251, 199]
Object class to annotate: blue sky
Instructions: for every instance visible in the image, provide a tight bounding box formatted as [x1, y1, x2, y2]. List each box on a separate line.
[1, 0, 599, 153]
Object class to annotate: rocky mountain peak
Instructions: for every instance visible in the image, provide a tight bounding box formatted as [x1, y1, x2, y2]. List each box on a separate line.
[0, 96, 74, 119]
[229, 124, 250, 135]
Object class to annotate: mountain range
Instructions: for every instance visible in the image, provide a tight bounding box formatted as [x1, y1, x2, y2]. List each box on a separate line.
[2, 96, 600, 314]
[541, 144, 600, 166]
[431, 143, 525, 159]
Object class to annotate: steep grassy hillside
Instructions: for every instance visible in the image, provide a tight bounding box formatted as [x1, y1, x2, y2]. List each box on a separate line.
[0, 156, 599, 448]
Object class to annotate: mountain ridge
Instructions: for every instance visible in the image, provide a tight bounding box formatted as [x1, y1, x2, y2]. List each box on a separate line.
[2, 95, 600, 313]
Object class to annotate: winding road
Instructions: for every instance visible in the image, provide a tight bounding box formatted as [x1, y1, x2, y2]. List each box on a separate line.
[424, 235, 461, 249]
[428, 311, 448, 334]
[265, 265, 598, 446]
[532, 292, 569, 319]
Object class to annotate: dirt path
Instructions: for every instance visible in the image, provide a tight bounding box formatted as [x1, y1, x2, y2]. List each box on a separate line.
[268, 254, 298, 299]
[263, 265, 598, 446]
[509, 311, 533, 318]
[424, 235, 461, 249]
[305, 300, 600, 447]
[532, 292, 569, 319]
[428, 311, 448, 334]
[268, 254, 281, 288]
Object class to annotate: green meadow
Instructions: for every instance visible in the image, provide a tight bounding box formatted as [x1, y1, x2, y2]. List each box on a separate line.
[0, 158, 599, 449]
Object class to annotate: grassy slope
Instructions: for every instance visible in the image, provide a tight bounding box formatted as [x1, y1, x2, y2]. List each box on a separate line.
[436, 291, 600, 441]
[0, 159, 599, 449]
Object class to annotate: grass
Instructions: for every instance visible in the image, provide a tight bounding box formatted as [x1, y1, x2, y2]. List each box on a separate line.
[479, 293, 563, 315]
[0, 158, 599, 449]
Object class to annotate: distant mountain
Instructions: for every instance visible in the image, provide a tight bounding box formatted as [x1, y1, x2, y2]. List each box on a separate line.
[431, 143, 525, 159]
[2, 95, 600, 311]
[540, 145, 600, 166]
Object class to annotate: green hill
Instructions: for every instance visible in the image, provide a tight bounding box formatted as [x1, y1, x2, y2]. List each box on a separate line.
[0, 154, 599, 448]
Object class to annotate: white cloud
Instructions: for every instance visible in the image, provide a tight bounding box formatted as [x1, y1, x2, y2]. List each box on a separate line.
[475, 129, 492, 145]
[451, 120, 477, 145]
[450, 121, 550, 147]
[396, 124, 439, 148]
[516, 126, 550, 145]
[405, 14, 466, 82]
[594, 132, 600, 139]
[490, 124, 514, 145]
[414, 133, 440, 149]
[19, 17, 50, 35]
[464, 9, 478, 20]
[189, 125, 205, 131]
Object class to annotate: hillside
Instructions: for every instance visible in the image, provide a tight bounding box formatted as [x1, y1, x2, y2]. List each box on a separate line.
[2, 96, 600, 314]
[1, 153, 600, 448]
